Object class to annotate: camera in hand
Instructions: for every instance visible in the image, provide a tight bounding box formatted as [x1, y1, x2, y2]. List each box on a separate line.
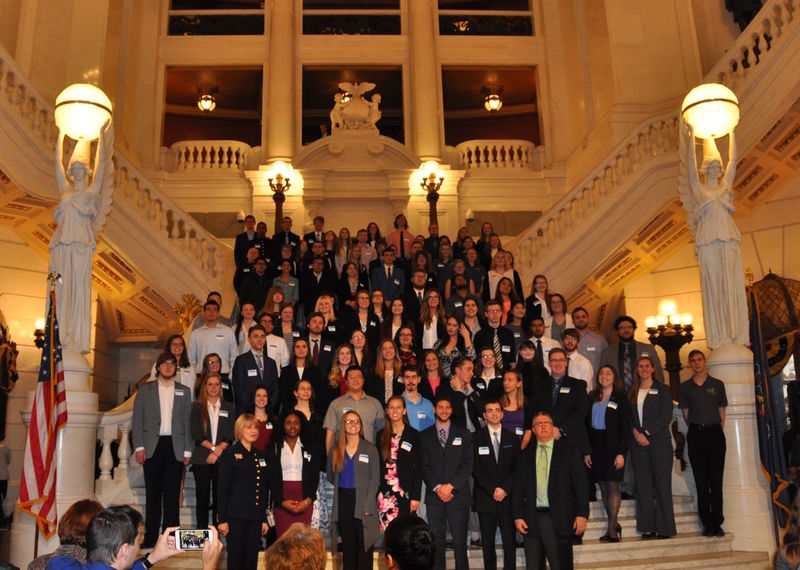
[175, 529, 212, 550]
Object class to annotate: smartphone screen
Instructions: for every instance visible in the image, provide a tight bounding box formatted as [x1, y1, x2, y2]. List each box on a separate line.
[175, 529, 211, 550]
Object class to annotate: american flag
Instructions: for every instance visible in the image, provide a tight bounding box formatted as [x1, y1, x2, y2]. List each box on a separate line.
[18, 288, 68, 539]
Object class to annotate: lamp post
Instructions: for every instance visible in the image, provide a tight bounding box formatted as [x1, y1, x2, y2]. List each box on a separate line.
[645, 299, 694, 401]
[267, 162, 292, 232]
[419, 162, 444, 226]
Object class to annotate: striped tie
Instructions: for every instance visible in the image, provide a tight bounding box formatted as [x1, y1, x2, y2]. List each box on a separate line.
[493, 329, 505, 372]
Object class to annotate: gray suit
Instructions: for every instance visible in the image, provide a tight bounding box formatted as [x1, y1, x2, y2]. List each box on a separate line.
[132, 380, 193, 460]
[600, 340, 664, 385]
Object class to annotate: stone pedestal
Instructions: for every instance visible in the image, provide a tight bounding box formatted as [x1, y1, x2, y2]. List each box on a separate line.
[9, 349, 102, 567]
[707, 341, 776, 555]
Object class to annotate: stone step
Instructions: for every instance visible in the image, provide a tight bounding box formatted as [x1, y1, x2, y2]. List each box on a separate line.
[582, 511, 700, 541]
[576, 550, 769, 570]
[589, 495, 695, 518]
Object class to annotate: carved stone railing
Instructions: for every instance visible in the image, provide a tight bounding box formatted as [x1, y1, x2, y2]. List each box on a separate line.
[0, 43, 225, 286]
[166, 139, 254, 172]
[508, 0, 800, 297]
[454, 139, 544, 170]
[96, 404, 137, 506]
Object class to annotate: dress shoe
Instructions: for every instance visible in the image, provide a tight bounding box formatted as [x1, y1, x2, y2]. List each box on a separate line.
[641, 532, 656, 540]
[702, 528, 713, 537]
[599, 534, 610, 542]
[714, 528, 726, 537]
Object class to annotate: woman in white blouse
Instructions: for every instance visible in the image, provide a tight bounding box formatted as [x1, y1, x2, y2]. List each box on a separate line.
[484, 250, 515, 300]
[149, 334, 194, 388]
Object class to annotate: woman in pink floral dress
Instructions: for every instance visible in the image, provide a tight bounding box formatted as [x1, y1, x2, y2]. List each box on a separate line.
[376, 395, 424, 531]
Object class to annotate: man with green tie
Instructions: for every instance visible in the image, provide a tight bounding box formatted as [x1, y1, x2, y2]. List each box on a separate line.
[513, 411, 589, 570]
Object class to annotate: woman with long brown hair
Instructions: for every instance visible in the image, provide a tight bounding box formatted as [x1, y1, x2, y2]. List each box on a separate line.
[586, 365, 630, 542]
[367, 339, 403, 404]
[628, 355, 676, 539]
[190, 372, 235, 530]
[327, 411, 380, 570]
[376, 396, 423, 531]
[417, 289, 446, 351]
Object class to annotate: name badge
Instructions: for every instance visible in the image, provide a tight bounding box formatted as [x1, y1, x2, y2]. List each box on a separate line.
[288, 281, 296, 286]
[501, 345, 511, 353]
[478, 446, 490, 455]
[513, 332, 521, 338]
[290, 241, 297, 246]
[454, 302, 462, 308]
[328, 325, 336, 331]
[641, 351, 650, 357]
[648, 388, 659, 395]
[222, 382, 230, 390]
[259, 459, 266, 467]
[401, 441, 412, 452]
[607, 401, 618, 410]
[219, 410, 229, 417]
[559, 387, 571, 394]
[417, 411, 427, 418]
[269, 344, 278, 349]
[343, 408, 352, 413]
[292, 331, 300, 337]
[515, 427, 524, 436]
[234, 453, 243, 460]
[394, 279, 401, 285]
[323, 345, 332, 352]
[243, 268, 251, 273]
[265, 423, 273, 430]
[587, 346, 596, 352]
[304, 451, 312, 461]
[358, 454, 370, 463]
[175, 389, 185, 396]
[476, 381, 486, 389]
[248, 369, 258, 377]
[216, 334, 225, 339]
[452, 437, 462, 446]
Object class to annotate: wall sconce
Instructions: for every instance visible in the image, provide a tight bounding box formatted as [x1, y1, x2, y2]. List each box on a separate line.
[197, 86, 219, 113]
[681, 83, 739, 139]
[646, 299, 694, 401]
[33, 318, 46, 349]
[54, 83, 113, 140]
[419, 161, 444, 226]
[481, 86, 504, 113]
[267, 161, 292, 231]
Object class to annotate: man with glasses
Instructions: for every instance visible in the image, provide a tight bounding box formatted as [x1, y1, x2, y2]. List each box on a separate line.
[513, 411, 588, 570]
[474, 299, 516, 371]
[322, 366, 384, 452]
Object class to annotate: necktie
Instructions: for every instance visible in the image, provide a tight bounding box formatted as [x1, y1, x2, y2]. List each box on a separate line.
[285, 233, 289, 244]
[535, 339, 544, 368]
[400, 234, 405, 258]
[566, 355, 571, 376]
[387, 266, 392, 279]
[493, 329, 505, 372]
[537, 444, 549, 505]
[418, 291, 423, 304]
[552, 377, 561, 404]
[312, 340, 319, 366]
[255, 353, 264, 378]
[439, 428, 447, 448]
[492, 430, 500, 461]
[622, 343, 633, 389]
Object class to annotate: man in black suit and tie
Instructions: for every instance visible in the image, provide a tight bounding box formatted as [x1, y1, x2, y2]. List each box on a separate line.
[272, 215, 300, 258]
[306, 312, 336, 378]
[474, 300, 517, 372]
[231, 324, 279, 417]
[421, 393, 474, 570]
[303, 215, 326, 247]
[473, 400, 521, 570]
[300, 256, 336, 315]
[370, 246, 405, 303]
[401, 269, 428, 323]
[234, 214, 257, 271]
[513, 410, 589, 570]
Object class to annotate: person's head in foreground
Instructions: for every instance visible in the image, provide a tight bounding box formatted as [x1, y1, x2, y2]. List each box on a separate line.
[384, 514, 436, 570]
[263, 523, 326, 570]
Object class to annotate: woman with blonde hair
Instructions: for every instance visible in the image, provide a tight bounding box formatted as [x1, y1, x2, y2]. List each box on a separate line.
[315, 294, 341, 345]
[417, 289, 446, 351]
[327, 410, 380, 570]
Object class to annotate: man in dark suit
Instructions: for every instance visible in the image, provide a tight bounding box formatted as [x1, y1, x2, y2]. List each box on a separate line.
[529, 348, 590, 460]
[474, 299, 517, 371]
[422, 393, 474, 570]
[600, 315, 664, 391]
[513, 410, 589, 570]
[231, 324, 279, 417]
[238, 256, 272, 310]
[306, 312, 336, 377]
[300, 256, 336, 315]
[234, 214, 257, 271]
[303, 215, 326, 247]
[370, 246, 405, 303]
[272, 215, 300, 258]
[401, 269, 428, 324]
[132, 352, 193, 547]
[473, 400, 520, 570]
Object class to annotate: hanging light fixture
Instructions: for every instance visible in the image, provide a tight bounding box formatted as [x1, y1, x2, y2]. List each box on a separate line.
[681, 83, 739, 139]
[54, 83, 112, 140]
[480, 85, 504, 113]
[197, 86, 219, 113]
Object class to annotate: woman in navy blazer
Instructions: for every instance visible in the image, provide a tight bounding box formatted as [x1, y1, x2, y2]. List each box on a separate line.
[266, 410, 321, 537]
[376, 396, 424, 530]
[190, 373, 236, 530]
[629, 355, 677, 539]
[585, 365, 631, 542]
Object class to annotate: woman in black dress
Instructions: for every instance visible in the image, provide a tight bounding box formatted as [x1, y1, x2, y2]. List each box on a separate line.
[585, 365, 630, 542]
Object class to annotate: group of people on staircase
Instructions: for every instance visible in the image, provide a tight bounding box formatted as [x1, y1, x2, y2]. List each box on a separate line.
[118, 215, 730, 570]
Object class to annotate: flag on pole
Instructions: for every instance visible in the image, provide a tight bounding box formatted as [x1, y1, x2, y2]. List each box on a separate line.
[750, 287, 791, 530]
[18, 284, 68, 539]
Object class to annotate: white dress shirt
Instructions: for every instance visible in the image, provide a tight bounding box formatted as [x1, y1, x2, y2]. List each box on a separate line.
[207, 399, 221, 444]
[281, 440, 304, 482]
[567, 351, 594, 389]
[158, 381, 175, 436]
[189, 323, 238, 374]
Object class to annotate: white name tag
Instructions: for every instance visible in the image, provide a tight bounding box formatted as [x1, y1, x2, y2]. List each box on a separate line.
[288, 282, 296, 286]
[343, 408, 352, 413]
[219, 410, 229, 417]
[478, 446, 490, 455]
[454, 302, 463, 308]
[303, 451, 312, 461]
[394, 279, 401, 285]
[417, 411, 427, 418]
[290, 241, 297, 246]
[501, 345, 511, 353]
[292, 331, 300, 337]
[587, 346, 596, 352]
[401, 441, 412, 452]
[259, 459, 266, 467]
[559, 386, 571, 394]
[175, 389, 185, 396]
[323, 345, 332, 352]
[607, 401, 618, 410]
[515, 427, 524, 436]
[269, 344, 278, 349]
[265, 423, 273, 430]
[222, 383, 230, 390]
[248, 369, 258, 377]
[216, 334, 225, 339]
[328, 325, 336, 331]
[358, 454, 369, 463]
[476, 382, 486, 390]
[452, 437, 462, 446]
[513, 332, 521, 338]
[642, 351, 650, 357]
[648, 388, 659, 395]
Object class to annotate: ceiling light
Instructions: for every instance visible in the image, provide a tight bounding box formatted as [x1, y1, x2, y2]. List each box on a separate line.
[681, 83, 739, 139]
[197, 86, 219, 113]
[484, 94, 503, 112]
[54, 83, 112, 140]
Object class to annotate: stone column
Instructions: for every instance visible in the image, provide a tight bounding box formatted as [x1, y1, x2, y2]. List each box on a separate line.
[266, 0, 295, 163]
[408, 0, 442, 162]
[707, 342, 775, 555]
[9, 350, 102, 566]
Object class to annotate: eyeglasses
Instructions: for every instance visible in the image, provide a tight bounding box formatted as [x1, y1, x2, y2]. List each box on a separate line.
[533, 421, 552, 427]
[344, 419, 361, 425]
[481, 355, 495, 360]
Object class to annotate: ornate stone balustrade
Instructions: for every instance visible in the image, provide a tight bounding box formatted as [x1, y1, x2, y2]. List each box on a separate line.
[167, 140, 255, 171]
[96, 405, 137, 505]
[0, 52, 58, 151]
[454, 139, 544, 170]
